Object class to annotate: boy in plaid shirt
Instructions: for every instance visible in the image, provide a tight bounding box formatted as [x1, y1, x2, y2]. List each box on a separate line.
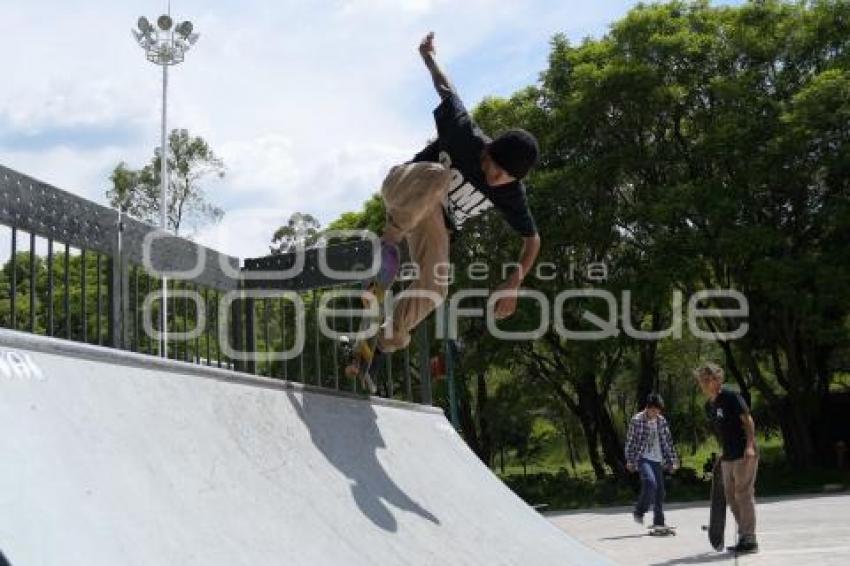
[625, 393, 679, 527]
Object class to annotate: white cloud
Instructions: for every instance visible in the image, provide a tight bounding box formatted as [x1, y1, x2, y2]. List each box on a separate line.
[291, 142, 414, 220]
[197, 207, 295, 261]
[196, 141, 411, 256]
[0, 145, 133, 203]
[218, 133, 300, 195]
[3, 78, 131, 134]
[335, 0, 442, 17]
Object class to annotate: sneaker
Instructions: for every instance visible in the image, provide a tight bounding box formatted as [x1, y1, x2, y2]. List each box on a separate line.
[728, 539, 759, 555]
[632, 512, 644, 525]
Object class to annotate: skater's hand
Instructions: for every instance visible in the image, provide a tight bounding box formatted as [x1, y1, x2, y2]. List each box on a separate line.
[626, 463, 636, 473]
[744, 445, 757, 459]
[419, 31, 455, 98]
[419, 32, 436, 59]
[493, 280, 519, 320]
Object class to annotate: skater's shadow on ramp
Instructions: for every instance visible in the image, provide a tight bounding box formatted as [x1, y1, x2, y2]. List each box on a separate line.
[0, 549, 10, 566]
[287, 390, 439, 532]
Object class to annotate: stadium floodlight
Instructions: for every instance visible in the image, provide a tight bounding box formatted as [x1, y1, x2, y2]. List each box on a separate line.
[176, 21, 193, 39]
[157, 14, 173, 31]
[137, 17, 154, 36]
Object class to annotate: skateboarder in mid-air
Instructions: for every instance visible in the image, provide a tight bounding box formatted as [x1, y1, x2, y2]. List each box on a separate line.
[348, 31, 541, 378]
[696, 363, 759, 554]
[625, 393, 679, 533]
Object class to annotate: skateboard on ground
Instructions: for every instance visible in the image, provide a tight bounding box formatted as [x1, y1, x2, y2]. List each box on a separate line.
[705, 459, 726, 550]
[341, 242, 399, 395]
[648, 525, 676, 536]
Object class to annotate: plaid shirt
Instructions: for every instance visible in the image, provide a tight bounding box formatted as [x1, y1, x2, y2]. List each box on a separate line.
[625, 411, 679, 469]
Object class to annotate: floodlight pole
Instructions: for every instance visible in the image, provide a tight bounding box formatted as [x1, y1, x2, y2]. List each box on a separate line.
[133, 13, 198, 359]
[160, 62, 169, 358]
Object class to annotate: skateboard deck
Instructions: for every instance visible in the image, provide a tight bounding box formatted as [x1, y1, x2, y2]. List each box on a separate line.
[648, 525, 676, 536]
[341, 241, 400, 395]
[342, 280, 386, 394]
[707, 459, 726, 550]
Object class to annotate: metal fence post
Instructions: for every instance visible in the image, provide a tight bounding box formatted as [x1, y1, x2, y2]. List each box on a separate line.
[444, 307, 459, 428]
[245, 294, 256, 375]
[10, 228, 16, 330]
[29, 232, 36, 334]
[121, 254, 131, 350]
[110, 210, 127, 350]
[231, 284, 243, 372]
[417, 323, 432, 405]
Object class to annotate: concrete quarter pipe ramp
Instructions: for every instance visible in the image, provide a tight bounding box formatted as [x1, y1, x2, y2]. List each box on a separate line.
[0, 329, 608, 565]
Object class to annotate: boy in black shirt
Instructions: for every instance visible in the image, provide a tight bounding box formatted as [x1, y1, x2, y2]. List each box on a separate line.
[366, 32, 541, 367]
[696, 362, 759, 555]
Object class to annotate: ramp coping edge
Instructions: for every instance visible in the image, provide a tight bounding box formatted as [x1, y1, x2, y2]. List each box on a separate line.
[0, 328, 443, 416]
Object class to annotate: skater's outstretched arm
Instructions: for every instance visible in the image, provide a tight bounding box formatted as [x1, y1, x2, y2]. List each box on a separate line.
[419, 32, 455, 99]
[493, 234, 541, 320]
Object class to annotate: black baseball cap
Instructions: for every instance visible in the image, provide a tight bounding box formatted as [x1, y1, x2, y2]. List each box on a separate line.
[488, 128, 539, 180]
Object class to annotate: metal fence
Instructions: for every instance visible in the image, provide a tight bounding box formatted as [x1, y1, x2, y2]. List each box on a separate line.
[0, 164, 433, 404]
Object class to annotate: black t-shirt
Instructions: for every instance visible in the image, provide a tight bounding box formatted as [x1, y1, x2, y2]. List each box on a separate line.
[705, 388, 750, 461]
[412, 92, 537, 237]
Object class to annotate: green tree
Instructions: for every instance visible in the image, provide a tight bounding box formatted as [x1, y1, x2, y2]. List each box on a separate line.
[107, 128, 225, 236]
[534, 0, 850, 467]
[325, 0, 850, 472]
[327, 194, 386, 236]
[271, 212, 322, 254]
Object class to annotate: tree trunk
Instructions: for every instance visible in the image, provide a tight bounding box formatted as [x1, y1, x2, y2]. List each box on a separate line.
[721, 341, 751, 407]
[564, 423, 578, 475]
[778, 404, 816, 467]
[776, 378, 818, 468]
[577, 375, 626, 480]
[690, 385, 699, 455]
[578, 413, 606, 480]
[458, 376, 482, 459]
[636, 340, 658, 410]
[736, 345, 812, 465]
[500, 445, 505, 475]
[596, 404, 627, 480]
[476, 370, 493, 466]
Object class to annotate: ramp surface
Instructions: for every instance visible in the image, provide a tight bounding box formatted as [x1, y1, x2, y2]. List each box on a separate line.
[0, 330, 607, 566]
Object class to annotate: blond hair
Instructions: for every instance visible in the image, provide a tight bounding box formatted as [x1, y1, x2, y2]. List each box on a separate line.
[694, 362, 724, 383]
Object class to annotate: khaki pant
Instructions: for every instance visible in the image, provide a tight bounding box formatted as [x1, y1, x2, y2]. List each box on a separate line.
[378, 162, 451, 352]
[721, 455, 759, 537]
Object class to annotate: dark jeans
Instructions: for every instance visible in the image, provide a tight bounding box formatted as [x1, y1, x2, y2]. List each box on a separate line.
[635, 458, 666, 526]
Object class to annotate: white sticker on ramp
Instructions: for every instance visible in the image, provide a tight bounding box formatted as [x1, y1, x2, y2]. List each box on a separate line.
[0, 349, 46, 382]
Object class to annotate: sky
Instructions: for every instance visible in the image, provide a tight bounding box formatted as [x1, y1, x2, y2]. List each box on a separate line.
[0, 0, 736, 260]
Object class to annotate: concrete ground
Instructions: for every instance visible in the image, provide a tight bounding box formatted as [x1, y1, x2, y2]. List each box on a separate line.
[548, 493, 850, 565]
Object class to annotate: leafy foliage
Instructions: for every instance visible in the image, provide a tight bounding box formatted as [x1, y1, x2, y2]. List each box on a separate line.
[107, 128, 225, 236]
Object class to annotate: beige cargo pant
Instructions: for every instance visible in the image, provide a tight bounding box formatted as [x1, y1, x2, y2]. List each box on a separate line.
[722, 455, 759, 537]
[378, 162, 452, 352]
